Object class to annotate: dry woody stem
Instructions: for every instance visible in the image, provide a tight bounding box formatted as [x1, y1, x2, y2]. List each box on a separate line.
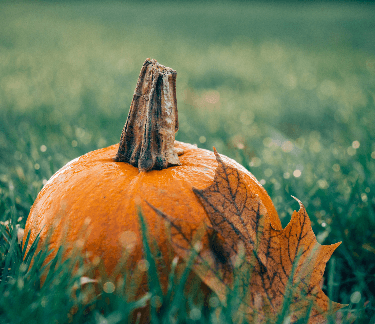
[115, 59, 181, 172]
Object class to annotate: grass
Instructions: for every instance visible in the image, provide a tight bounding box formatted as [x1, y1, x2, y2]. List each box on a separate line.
[0, 1, 375, 322]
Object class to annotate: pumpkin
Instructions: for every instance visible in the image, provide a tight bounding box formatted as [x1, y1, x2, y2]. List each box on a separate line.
[23, 58, 281, 303]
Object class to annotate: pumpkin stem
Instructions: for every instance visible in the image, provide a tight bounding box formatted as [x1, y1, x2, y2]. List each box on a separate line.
[115, 59, 181, 172]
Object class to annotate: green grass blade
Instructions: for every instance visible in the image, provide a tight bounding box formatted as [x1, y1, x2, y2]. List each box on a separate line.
[21, 229, 31, 258]
[137, 207, 163, 323]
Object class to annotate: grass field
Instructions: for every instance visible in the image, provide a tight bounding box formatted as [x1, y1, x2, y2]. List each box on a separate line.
[0, 1, 375, 323]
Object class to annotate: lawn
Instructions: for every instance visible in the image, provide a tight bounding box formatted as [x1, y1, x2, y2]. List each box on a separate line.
[0, 1, 374, 323]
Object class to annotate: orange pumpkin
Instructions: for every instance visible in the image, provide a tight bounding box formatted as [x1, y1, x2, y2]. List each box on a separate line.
[23, 59, 281, 300]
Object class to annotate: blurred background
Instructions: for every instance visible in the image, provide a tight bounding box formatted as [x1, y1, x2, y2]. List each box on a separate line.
[0, 0, 374, 319]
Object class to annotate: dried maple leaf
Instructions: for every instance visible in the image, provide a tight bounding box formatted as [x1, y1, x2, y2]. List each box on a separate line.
[149, 149, 344, 323]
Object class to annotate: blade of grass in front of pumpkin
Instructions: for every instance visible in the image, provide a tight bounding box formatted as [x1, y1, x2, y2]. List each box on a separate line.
[165, 256, 179, 304]
[23, 229, 42, 267]
[21, 228, 31, 258]
[25, 247, 54, 284]
[108, 247, 131, 284]
[132, 292, 152, 312]
[42, 245, 63, 289]
[106, 274, 150, 322]
[167, 240, 201, 320]
[137, 208, 164, 305]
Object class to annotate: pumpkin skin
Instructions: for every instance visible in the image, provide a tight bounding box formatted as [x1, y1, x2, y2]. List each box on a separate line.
[23, 140, 280, 290]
